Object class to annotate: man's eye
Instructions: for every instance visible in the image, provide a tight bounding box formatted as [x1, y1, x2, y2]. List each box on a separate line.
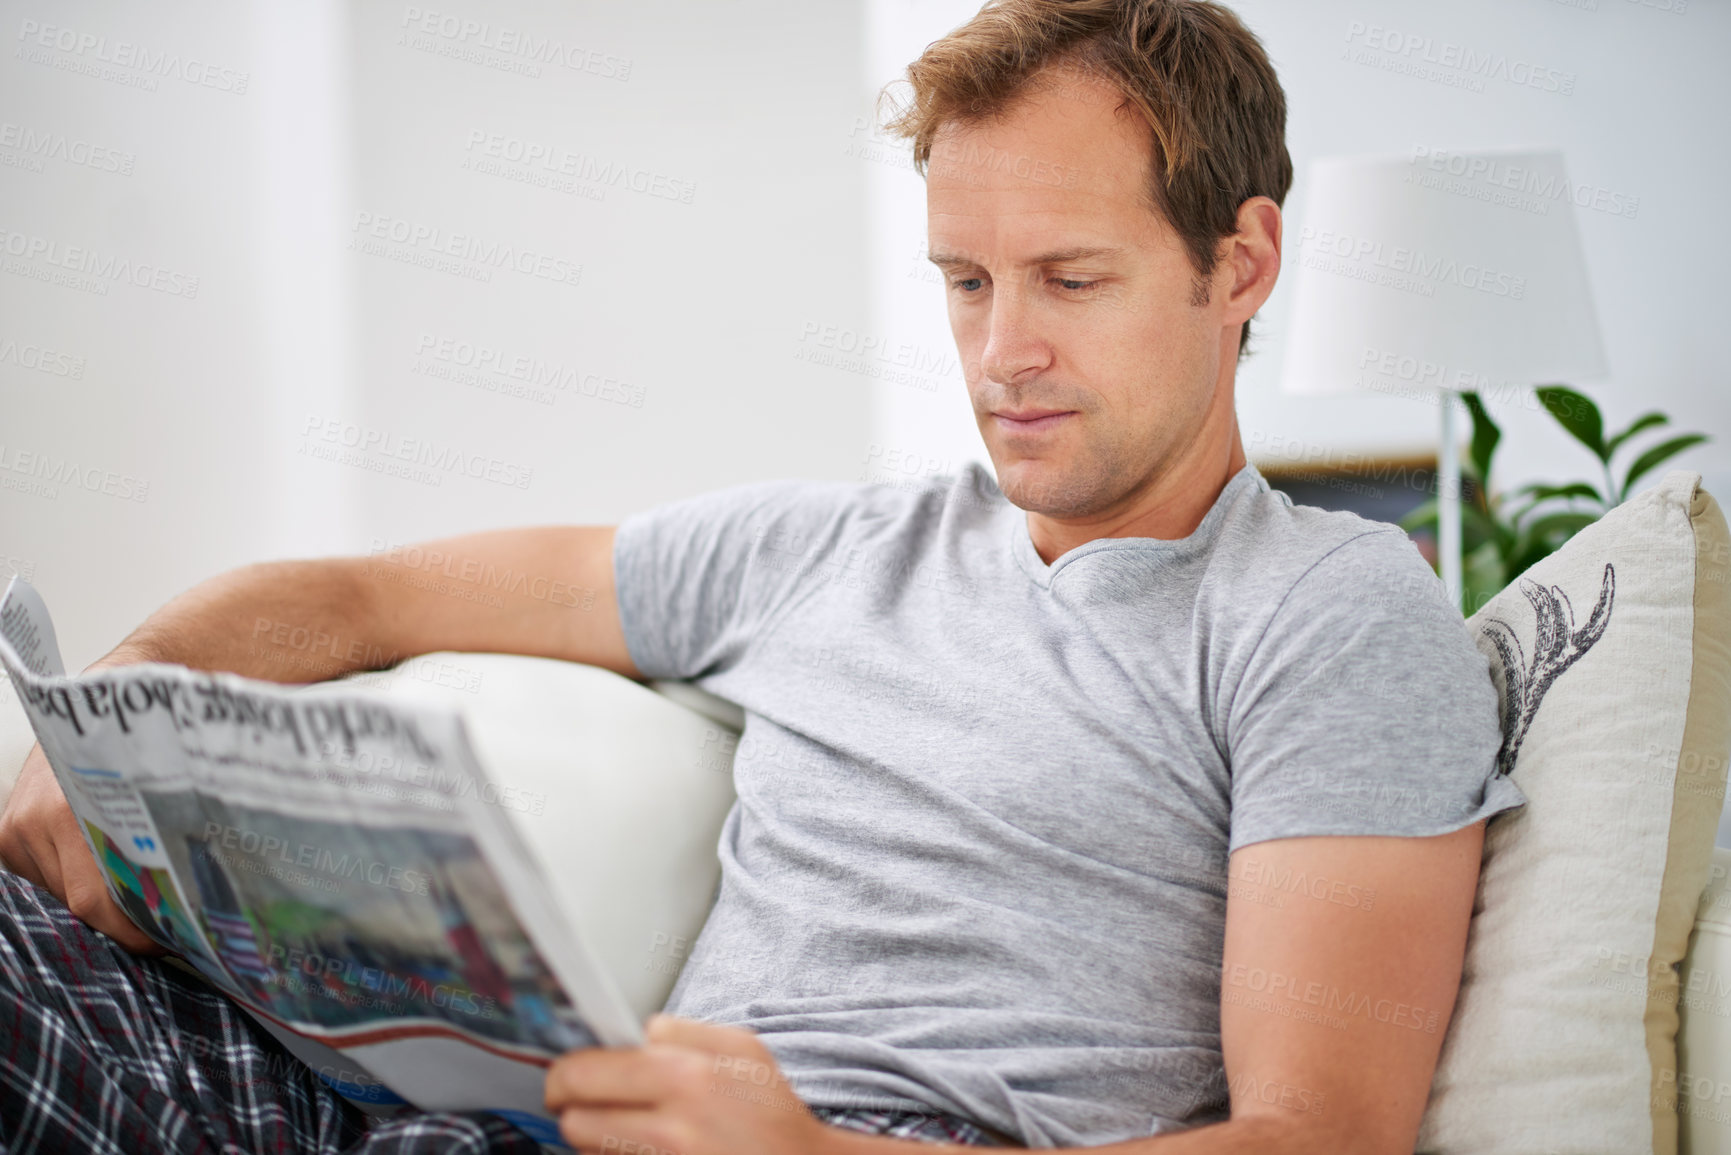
[950, 277, 985, 293]
[1054, 278, 1096, 292]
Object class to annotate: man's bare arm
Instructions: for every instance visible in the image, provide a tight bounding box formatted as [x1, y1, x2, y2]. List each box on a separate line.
[0, 525, 633, 948]
[90, 525, 635, 683]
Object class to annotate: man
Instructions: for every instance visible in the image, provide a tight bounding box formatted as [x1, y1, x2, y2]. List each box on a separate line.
[0, 1, 1524, 1152]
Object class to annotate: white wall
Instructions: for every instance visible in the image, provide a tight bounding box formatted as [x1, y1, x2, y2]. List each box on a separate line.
[0, 0, 871, 672]
[863, 0, 1729, 502]
[2, 1, 282, 669]
[340, 0, 874, 545]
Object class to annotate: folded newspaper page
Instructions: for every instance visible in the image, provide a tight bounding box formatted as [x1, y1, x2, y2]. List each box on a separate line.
[0, 576, 641, 1148]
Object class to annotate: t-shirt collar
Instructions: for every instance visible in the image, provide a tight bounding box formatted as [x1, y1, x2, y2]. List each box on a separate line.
[1007, 463, 1268, 589]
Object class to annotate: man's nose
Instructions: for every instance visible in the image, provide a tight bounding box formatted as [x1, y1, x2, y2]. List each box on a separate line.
[977, 284, 1051, 386]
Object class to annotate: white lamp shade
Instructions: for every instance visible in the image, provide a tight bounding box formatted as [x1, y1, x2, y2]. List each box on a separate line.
[1280, 148, 1606, 397]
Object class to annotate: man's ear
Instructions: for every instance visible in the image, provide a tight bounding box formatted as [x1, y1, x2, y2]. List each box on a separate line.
[1220, 196, 1282, 328]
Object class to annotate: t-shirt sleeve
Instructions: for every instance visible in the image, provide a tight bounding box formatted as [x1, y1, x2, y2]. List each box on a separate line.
[1224, 527, 1527, 853]
[611, 479, 845, 681]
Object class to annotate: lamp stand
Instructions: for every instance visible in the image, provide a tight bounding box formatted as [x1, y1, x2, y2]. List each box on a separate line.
[1438, 395, 1462, 611]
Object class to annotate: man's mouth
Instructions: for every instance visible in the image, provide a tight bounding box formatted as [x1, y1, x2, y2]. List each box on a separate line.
[992, 409, 1075, 433]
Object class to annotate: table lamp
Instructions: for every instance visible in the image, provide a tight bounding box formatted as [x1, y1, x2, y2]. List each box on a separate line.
[1278, 147, 1606, 605]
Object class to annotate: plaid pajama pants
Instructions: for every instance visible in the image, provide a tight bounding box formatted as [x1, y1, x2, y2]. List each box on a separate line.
[0, 868, 999, 1152]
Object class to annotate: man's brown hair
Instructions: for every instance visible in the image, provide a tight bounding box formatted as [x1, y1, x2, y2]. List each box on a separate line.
[884, 0, 1292, 357]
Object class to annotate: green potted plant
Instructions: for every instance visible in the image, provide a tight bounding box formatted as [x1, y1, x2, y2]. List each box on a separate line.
[1401, 387, 1711, 614]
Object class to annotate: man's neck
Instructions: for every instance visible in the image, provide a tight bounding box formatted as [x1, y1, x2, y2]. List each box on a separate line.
[1024, 423, 1249, 566]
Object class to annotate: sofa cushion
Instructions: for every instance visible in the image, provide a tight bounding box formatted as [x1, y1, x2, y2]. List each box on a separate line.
[1416, 471, 1731, 1154]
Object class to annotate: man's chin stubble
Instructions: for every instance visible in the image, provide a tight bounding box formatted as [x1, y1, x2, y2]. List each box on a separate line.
[997, 460, 1124, 520]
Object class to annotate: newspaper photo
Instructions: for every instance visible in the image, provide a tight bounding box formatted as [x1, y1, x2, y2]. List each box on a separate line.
[0, 576, 642, 1148]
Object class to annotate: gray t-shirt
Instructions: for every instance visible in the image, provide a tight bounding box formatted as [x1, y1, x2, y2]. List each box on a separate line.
[611, 461, 1524, 1148]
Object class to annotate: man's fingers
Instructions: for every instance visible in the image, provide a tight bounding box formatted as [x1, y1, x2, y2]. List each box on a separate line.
[546, 1043, 711, 1112]
[55, 833, 162, 954]
[52, 796, 165, 955]
[550, 1028, 818, 1155]
[64, 880, 161, 954]
[645, 1015, 793, 1100]
[0, 748, 160, 955]
[644, 1012, 761, 1054]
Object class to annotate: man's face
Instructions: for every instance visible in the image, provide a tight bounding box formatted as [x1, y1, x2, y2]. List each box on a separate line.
[926, 69, 1235, 520]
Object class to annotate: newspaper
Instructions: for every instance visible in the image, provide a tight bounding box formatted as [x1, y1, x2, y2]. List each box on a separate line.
[0, 576, 641, 1148]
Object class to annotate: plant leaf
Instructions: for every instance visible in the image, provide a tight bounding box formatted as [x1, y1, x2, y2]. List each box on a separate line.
[1621, 434, 1711, 500]
[1508, 498, 1582, 528]
[1462, 515, 1495, 557]
[1398, 498, 1439, 533]
[1462, 543, 1506, 615]
[1536, 385, 1607, 461]
[1461, 501, 1511, 555]
[1513, 482, 1603, 504]
[1524, 510, 1599, 544]
[1461, 392, 1501, 485]
[1508, 481, 1606, 525]
[1605, 411, 1669, 458]
[1505, 537, 1557, 580]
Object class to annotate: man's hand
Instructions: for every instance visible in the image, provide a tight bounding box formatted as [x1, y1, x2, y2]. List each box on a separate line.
[0, 744, 161, 954]
[546, 1014, 832, 1155]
